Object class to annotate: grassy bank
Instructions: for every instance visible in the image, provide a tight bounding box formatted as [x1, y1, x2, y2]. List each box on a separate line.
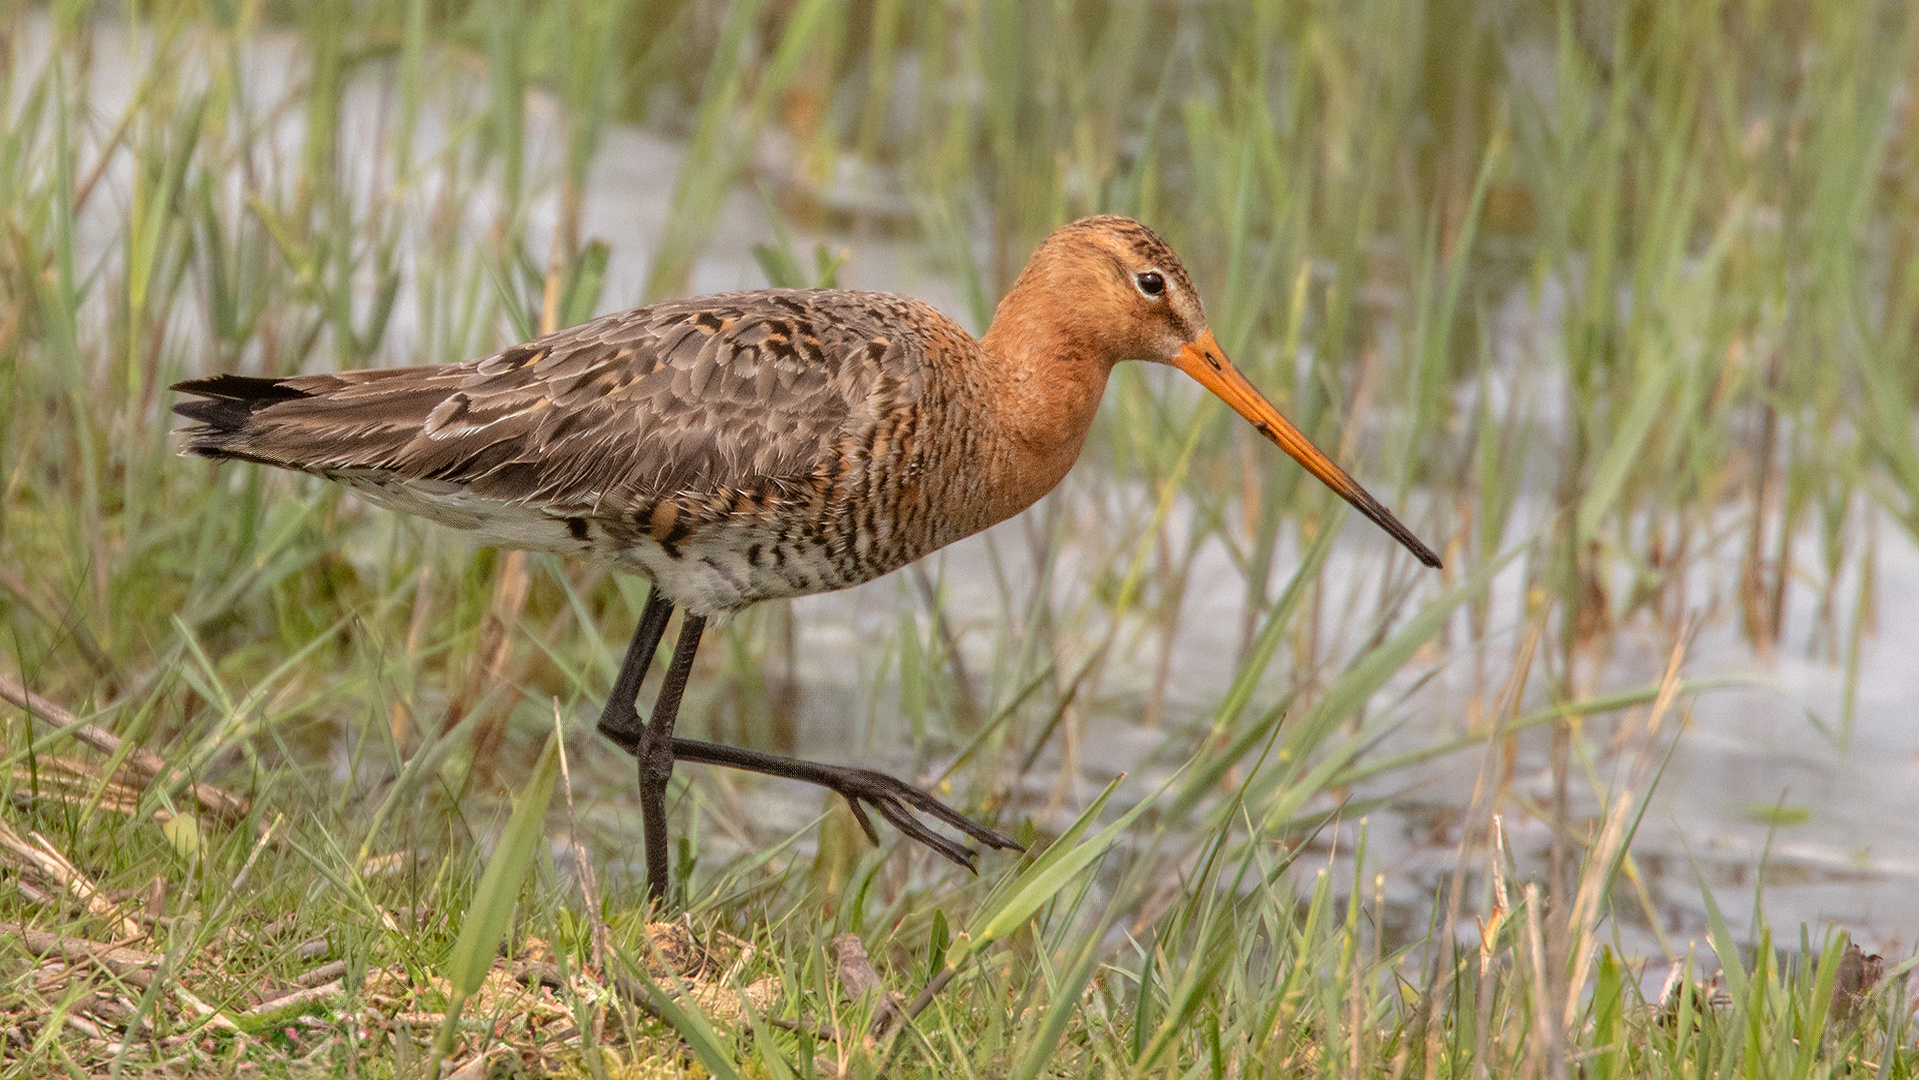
[1, 0, 1916, 1074]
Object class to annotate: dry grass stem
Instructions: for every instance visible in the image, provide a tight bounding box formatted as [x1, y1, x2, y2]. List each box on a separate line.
[0, 673, 248, 823]
[0, 821, 143, 940]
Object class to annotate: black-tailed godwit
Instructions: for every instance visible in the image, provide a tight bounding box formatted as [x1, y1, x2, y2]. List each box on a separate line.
[174, 215, 1441, 904]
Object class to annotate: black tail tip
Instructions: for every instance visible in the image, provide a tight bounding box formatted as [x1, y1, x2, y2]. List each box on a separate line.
[171, 374, 308, 435]
[170, 373, 309, 404]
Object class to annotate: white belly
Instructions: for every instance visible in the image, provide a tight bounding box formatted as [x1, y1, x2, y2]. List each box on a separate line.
[332, 470, 857, 615]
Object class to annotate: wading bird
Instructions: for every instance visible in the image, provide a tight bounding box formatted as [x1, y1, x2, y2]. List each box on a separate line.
[174, 216, 1441, 905]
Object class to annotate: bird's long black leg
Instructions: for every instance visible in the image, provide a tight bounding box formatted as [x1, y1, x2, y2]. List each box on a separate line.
[666, 737, 1023, 872]
[639, 613, 705, 906]
[595, 589, 675, 754]
[594, 592, 1017, 884]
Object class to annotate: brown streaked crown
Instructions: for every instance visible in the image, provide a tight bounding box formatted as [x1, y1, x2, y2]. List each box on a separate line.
[981, 216, 1211, 379]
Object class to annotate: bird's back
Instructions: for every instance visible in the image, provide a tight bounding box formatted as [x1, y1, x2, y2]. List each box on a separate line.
[175, 289, 992, 613]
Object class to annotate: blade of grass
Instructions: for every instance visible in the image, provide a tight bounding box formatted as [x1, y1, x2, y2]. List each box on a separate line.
[433, 732, 561, 1066]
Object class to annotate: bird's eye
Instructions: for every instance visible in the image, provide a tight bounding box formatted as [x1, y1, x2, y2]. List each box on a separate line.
[1135, 271, 1166, 298]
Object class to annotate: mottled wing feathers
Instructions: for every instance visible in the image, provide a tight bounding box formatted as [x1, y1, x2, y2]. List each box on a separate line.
[173, 290, 935, 515]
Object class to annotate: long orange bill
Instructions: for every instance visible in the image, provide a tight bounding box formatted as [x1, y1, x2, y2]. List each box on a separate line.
[1175, 330, 1442, 569]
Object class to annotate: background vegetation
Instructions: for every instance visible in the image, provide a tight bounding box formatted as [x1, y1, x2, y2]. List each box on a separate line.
[1, 0, 1916, 1075]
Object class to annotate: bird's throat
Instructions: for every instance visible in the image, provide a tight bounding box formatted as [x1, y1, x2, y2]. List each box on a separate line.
[973, 328, 1113, 528]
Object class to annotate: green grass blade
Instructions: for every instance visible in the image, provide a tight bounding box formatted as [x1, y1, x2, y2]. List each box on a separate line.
[445, 733, 560, 997]
[620, 964, 744, 1080]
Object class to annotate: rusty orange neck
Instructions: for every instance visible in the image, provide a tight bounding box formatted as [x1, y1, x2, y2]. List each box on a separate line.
[971, 288, 1116, 529]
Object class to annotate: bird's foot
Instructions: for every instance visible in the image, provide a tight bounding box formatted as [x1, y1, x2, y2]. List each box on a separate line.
[805, 761, 1023, 873]
[609, 734, 1022, 872]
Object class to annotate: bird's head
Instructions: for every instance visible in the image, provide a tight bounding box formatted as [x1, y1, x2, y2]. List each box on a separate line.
[992, 215, 1442, 569]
